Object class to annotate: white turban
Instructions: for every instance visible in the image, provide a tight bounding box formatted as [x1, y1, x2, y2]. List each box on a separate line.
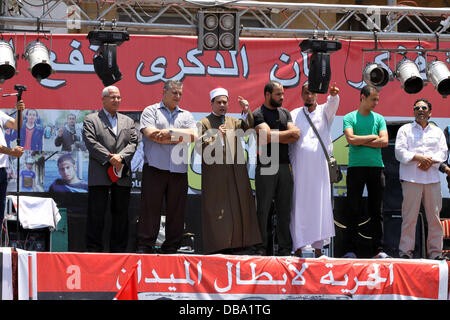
[209, 87, 228, 100]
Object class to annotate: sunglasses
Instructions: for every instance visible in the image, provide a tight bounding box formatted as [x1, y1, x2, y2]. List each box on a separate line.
[413, 105, 429, 111]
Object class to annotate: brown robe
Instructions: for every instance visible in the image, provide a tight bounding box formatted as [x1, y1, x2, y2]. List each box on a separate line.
[198, 112, 262, 254]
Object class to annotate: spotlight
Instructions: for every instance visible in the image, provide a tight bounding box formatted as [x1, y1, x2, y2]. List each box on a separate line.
[24, 40, 53, 82]
[87, 29, 129, 46]
[363, 63, 390, 88]
[198, 11, 239, 51]
[307, 52, 331, 94]
[395, 59, 423, 94]
[299, 38, 342, 94]
[92, 44, 122, 87]
[87, 29, 129, 86]
[299, 38, 342, 53]
[0, 40, 17, 83]
[426, 60, 450, 97]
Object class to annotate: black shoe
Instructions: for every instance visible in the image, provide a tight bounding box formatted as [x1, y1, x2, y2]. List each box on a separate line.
[136, 246, 156, 254]
[372, 252, 391, 259]
[342, 252, 357, 258]
[433, 255, 449, 261]
[251, 245, 267, 256]
[276, 248, 293, 256]
[399, 254, 411, 259]
[232, 247, 254, 255]
[293, 248, 303, 258]
[158, 247, 178, 254]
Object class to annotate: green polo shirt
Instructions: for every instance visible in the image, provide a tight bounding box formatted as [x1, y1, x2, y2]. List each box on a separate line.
[343, 110, 387, 168]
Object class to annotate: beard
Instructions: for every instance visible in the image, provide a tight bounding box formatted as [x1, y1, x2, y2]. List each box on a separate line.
[270, 97, 283, 108]
[304, 102, 314, 108]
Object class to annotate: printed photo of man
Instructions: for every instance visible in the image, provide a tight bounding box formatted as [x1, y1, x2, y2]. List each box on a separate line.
[48, 153, 88, 193]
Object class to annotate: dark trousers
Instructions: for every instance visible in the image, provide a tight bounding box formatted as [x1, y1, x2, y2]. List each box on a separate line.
[343, 166, 385, 255]
[0, 168, 7, 218]
[85, 184, 131, 253]
[137, 164, 188, 252]
[255, 163, 293, 253]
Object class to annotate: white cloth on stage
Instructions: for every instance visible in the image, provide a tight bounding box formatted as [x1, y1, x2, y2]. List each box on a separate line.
[8, 195, 61, 231]
[289, 95, 339, 250]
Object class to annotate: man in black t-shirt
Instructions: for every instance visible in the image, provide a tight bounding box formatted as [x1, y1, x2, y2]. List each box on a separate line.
[252, 81, 300, 256]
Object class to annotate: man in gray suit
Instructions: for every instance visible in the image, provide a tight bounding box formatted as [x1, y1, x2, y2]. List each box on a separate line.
[83, 86, 138, 252]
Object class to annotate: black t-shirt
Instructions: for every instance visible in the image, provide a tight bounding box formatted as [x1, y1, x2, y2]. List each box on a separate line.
[253, 105, 293, 165]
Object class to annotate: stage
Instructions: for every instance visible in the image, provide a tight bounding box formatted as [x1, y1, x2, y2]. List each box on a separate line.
[1, 248, 448, 301]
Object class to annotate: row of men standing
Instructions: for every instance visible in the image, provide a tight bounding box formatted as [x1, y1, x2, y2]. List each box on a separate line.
[81, 80, 449, 260]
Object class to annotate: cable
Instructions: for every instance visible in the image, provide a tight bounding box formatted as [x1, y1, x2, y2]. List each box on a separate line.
[343, 36, 354, 84]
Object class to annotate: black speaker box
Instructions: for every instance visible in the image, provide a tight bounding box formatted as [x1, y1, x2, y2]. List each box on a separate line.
[308, 52, 331, 94]
[382, 145, 403, 211]
[383, 211, 426, 258]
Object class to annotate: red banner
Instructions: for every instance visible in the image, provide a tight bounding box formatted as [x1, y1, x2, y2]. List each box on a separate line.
[0, 35, 449, 118]
[17, 251, 449, 300]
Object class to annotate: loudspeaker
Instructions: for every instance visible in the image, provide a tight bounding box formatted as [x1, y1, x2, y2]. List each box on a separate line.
[307, 52, 331, 94]
[383, 211, 426, 258]
[382, 145, 403, 211]
[185, 194, 203, 253]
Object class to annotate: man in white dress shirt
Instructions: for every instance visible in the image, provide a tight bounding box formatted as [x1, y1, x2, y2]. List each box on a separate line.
[289, 82, 339, 258]
[395, 98, 448, 260]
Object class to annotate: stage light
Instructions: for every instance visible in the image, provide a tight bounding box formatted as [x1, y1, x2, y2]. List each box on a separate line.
[426, 60, 450, 98]
[307, 52, 331, 94]
[300, 38, 342, 94]
[395, 59, 423, 94]
[87, 29, 129, 86]
[23, 40, 53, 82]
[299, 38, 342, 53]
[92, 44, 122, 87]
[204, 13, 218, 30]
[363, 63, 390, 88]
[0, 40, 17, 83]
[198, 11, 239, 51]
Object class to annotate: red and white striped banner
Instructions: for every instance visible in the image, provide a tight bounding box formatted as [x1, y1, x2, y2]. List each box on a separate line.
[1, 248, 13, 300]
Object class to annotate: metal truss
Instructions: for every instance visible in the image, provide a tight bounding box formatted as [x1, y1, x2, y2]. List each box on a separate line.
[1, 0, 450, 41]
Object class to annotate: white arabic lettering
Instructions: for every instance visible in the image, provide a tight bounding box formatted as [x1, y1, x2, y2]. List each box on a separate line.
[288, 262, 309, 285]
[341, 263, 392, 294]
[269, 53, 301, 87]
[41, 39, 96, 89]
[116, 260, 142, 290]
[319, 263, 349, 286]
[145, 260, 196, 285]
[236, 262, 288, 285]
[136, 46, 250, 84]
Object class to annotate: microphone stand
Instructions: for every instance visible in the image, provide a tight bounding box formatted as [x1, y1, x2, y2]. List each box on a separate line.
[2, 85, 26, 249]
[15, 92, 22, 248]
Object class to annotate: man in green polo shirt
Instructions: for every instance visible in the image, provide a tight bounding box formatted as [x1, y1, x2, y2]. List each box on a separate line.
[342, 85, 388, 259]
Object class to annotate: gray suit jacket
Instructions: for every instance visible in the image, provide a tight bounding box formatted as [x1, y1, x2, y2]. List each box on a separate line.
[83, 110, 138, 187]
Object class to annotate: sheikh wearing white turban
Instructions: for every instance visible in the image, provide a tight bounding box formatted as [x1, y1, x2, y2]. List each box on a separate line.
[209, 87, 228, 101]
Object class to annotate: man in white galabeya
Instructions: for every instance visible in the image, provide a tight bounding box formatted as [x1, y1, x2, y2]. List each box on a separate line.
[289, 82, 340, 258]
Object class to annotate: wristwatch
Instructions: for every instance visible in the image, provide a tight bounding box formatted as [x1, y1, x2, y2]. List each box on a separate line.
[169, 129, 173, 137]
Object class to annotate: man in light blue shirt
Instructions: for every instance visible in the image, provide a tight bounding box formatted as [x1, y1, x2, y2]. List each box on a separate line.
[136, 80, 197, 254]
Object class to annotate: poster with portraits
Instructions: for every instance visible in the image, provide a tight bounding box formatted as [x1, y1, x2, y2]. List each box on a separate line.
[1, 109, 145, 194]
[2, 109, 91, 194]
